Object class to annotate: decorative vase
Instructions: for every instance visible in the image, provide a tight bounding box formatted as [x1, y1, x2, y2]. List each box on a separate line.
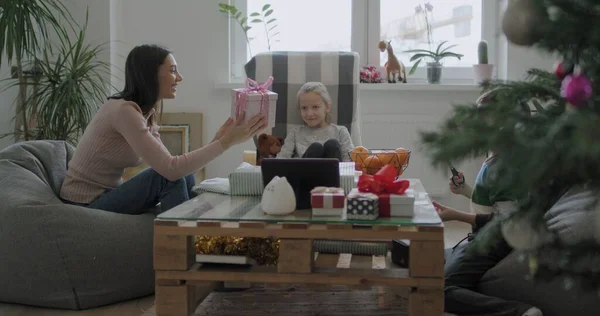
[427, 62, 443, 84]
[473, 64, 494, 84]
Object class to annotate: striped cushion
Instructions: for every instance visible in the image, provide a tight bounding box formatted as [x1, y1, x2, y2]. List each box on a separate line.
[244, 51, 362, 147]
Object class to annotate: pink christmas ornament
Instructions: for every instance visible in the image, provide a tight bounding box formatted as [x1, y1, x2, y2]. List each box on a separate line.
[561, 73, 592, 107]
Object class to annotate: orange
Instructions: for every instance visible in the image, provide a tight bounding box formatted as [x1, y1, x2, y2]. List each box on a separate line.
[350, 146, 370, 164]
[376, 150, 398, 166]
[362, 155, 383, 175]
[394, 147, 410, 166]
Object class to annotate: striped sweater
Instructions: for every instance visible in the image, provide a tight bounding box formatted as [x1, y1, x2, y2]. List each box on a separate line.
[60, 99, 225, 204]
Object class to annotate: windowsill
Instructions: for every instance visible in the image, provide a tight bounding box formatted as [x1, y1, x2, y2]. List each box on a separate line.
[214, 81, 483, 92]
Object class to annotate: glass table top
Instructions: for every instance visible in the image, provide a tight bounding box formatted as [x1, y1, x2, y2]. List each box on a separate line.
[157, 179, 442, 226]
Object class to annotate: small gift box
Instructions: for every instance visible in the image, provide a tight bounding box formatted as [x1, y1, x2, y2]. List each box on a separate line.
[310, 187, 345, 216]
[231, 77, 278, 128]
[378, 189, 415, 217]
[356, 164, 412, 217]
[346, 188, 379, 220]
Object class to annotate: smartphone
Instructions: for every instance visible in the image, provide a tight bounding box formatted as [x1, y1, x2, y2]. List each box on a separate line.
[449, 165, 464, 186]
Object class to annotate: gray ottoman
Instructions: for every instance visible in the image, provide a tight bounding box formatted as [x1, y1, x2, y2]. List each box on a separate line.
[0, 140, 156, 310]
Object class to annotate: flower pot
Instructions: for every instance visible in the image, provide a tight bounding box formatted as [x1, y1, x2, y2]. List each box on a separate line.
[473, 64, 494, 84]
[427, 62, 442, 84]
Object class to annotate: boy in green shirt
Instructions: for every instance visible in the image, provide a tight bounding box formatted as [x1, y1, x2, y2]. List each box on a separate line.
[433, 155, 543, 316]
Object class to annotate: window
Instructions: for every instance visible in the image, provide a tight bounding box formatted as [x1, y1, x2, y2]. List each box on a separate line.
[229, 0, 497, 83]
[246, 0, 352, 56]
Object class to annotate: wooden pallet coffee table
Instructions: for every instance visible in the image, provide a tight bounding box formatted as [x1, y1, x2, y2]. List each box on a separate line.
[153, 179, 444, 316]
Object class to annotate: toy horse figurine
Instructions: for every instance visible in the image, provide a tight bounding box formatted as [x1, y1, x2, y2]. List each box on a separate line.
[378, 40, 407, 83]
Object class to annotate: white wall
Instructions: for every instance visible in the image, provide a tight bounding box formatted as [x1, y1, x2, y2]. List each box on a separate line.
[0, 0, 555, 211]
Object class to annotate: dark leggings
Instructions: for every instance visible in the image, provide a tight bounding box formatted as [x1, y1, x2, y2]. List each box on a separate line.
[302, 139, 342, 161]
[444, 239, 534, 316]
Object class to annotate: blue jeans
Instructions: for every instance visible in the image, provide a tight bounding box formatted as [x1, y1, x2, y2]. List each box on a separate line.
[65, 168, 197, 215]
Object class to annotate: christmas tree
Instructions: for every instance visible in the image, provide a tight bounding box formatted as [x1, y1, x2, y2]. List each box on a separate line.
[420, 0, 600, 289]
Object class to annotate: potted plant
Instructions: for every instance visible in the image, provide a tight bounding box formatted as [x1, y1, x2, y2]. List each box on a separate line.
[404, 41, 464, 84]
[473, 40, 494, 84]
[1, 11, 112, 144]
[0, 0, 75, 141]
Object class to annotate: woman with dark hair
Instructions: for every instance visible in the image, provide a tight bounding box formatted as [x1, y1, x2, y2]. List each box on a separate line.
[59, 44, 267, 214]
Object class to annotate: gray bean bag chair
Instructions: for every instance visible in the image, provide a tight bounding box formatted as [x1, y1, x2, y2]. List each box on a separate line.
[446, 186, 600, 316]
[0, 140, 156, 310]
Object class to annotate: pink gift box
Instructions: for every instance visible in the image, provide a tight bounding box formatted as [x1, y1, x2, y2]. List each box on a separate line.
[230, 77, 278, 128]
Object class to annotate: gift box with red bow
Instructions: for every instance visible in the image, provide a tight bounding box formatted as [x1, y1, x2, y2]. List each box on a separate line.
[310, 187, 346, 216]
[378, 190, 415, 217]
[356, 164, 414, 217]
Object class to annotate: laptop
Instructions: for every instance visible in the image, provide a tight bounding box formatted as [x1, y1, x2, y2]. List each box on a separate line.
[260, 158, 341, 210]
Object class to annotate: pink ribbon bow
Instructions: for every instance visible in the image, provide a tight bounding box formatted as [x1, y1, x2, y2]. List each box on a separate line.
[235, 76, 274, 119]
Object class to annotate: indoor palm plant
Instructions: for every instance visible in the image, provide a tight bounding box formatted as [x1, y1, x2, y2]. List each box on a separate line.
[404, 41, 464, 84]
[1, 6, 111, 144]
[0, 0, 74, 141]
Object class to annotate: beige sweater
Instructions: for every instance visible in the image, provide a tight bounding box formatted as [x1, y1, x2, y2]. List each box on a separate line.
[60, 99, 224, 204]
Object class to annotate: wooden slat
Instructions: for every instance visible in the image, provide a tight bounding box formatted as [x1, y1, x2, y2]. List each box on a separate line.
[196, 221, 222, 228]
[156, 279, 184, 286]
[409, 289, 444, 316]
[277, 239, 314, 273]
[239, 222, 266, 229]
[418, 225, 444, 232]
[409, 241, 444, 278]
[155, 284, 195, 316]
[372, 225, 398, 232]
[164, 263, 443, 289]
[307, 253, 335, 292]
[282, 223, 309, 229]
[326, 223, 352, 230]
[349, 255, 374, 290]
[337, 254, 352, 268]
[154, 220, 179, 226]
[154, 225, 443, 241]
[154, 225, 194, 271]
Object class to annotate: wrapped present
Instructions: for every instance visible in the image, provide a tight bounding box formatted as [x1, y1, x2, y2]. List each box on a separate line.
[356, 164, 412, 217]
[311, 187, 345, 216]
[357, 164, 410, 195]
[229, 162, 263, 195]
[231, 77, 278, 128]
[229, 162, 357, 196]
[378, 189, 415, 217]
[346, 188, 379, 220]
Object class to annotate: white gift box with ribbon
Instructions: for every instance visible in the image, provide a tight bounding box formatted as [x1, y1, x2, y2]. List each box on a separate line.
[231, 77, 278, 128]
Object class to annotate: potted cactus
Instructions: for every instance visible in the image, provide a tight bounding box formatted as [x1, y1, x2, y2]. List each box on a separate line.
[473, 40, 494, 84]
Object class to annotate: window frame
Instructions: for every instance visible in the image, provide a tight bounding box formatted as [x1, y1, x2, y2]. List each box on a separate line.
[229, 0, 498, 83]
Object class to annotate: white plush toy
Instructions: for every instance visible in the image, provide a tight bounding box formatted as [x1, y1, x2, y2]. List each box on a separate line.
[261, 176, 296, 215]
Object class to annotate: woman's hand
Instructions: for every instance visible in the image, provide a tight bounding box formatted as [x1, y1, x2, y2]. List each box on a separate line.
[212, 118, 234, 143]
[432, 201, 460, 222]
[218, 112, 268, 150]
[449, 172, 472, 198]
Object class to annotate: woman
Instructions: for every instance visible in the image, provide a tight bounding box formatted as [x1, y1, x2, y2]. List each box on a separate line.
[59, 44, 267, 214]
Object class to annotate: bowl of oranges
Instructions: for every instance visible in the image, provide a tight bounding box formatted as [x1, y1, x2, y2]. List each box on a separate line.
[348, 146, 411, 177]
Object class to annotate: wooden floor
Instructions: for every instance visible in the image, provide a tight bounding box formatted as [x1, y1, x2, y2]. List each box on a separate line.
[0, 222, 469, 316]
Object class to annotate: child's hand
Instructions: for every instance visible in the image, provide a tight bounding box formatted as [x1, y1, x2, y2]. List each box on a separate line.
[449, 172, 472, 198]
[432, 201, 459, 222]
